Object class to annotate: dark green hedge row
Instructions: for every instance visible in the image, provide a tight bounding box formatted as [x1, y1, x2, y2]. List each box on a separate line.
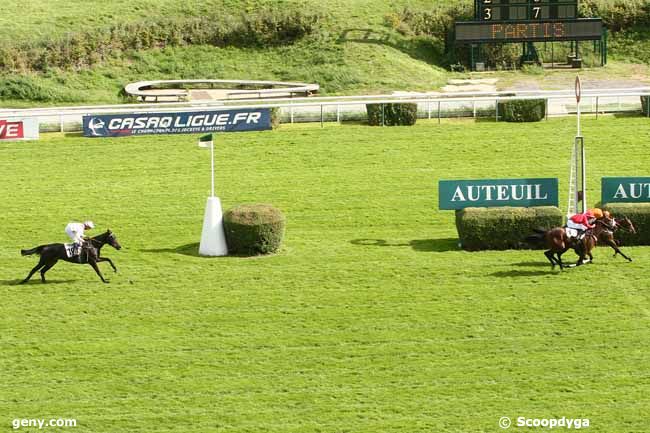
[455, 206, 564, 251]
[642, 96, 650, 116]
[270, 107, 281, 129]
[366, 103, 418, 126]
[601, 203, 650, 245]
[497, 99, 546, 122]
[0, 9, 320, 72]
[223, 204, 286, 255]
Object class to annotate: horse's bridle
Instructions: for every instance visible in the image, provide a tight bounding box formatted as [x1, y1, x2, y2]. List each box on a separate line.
[614, 217, 635, 234]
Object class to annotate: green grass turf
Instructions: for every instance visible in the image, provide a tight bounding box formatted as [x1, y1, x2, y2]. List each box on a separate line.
[1, 116, 650, 432]
[0, 0, 442, 42]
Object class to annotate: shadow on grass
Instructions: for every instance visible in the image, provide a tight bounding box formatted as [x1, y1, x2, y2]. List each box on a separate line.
[613, 112, 647, 119]
[350, 238, 459, 252]
[141, 243, 202, 257]
[490, 270, 555, 277]
[512, 261, 554, 267]
[142, 243, 275, 259]
[1, 279, 77, 286]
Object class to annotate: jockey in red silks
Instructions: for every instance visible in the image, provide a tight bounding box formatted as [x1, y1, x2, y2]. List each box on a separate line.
[566, 211, 596, 240]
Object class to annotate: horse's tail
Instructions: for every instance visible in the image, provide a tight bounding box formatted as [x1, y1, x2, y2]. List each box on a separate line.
[525, 228, 547, 243]
[21, 246, 45, 256]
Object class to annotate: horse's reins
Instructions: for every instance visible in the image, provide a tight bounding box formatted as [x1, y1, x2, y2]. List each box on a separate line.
[613, 218, 634, 233]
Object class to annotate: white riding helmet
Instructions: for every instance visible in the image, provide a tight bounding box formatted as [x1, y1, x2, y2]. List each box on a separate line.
[84, 221, 95, 229]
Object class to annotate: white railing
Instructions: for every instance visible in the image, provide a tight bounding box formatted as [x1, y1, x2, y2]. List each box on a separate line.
[1, 88, 650, 132]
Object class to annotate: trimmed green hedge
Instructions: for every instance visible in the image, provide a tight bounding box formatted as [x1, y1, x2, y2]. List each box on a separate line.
[455, 206, 564, 251]
[223, 204, 285, 255]
[270, 107, 281, 129]
[601, 203, 650, 245]
[642, 96, 650, 116]
[497, 99, 546, 122]
[366, 103, 418, 126]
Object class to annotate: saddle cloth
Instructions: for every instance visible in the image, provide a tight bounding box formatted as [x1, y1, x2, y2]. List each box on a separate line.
[64, 243, 78, 258]
[565, 228, 578, 238]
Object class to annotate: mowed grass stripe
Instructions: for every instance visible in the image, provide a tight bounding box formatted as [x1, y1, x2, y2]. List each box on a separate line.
[1, 117, 649, 432]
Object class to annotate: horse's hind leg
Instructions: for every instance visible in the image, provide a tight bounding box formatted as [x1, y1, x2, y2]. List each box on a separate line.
[20, 260, 46, 284]
[40, 260, 58, 283]
[544, 250, 558, 269]
[556, 248, 569, 270]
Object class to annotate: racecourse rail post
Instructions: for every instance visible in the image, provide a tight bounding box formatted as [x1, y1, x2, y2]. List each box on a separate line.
[575, 75, 587, 213]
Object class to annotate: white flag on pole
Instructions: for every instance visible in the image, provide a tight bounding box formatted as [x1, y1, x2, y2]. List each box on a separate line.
[198, 133, 213, 148]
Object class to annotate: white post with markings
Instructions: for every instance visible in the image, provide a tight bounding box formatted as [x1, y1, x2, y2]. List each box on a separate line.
[198, 134, 228, 256]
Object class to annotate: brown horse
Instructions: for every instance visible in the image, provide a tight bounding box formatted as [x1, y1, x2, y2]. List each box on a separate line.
[526, 227, 586, 269]
[594, 216, 636, 262]
[527, 216, 636, 269]
[572, 230, 598, 267]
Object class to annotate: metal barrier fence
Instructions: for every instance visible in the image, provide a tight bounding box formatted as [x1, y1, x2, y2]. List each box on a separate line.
[1, 89, 649, 133]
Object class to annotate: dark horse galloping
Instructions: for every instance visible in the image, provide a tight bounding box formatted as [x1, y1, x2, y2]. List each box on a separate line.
[526, 227, 595, 269]
[20, 230, 122, 284]
[594, 216, 636, 262]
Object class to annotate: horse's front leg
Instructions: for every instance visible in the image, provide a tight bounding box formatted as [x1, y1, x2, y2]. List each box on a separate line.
[97, 257, 117, 273]
[606, 239, 632, 262]
[89, 261, 109, 283]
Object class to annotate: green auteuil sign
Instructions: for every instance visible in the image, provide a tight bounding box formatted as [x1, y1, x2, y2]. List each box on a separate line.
[602, 177, 650, 203]
[439, 178, 559, 210]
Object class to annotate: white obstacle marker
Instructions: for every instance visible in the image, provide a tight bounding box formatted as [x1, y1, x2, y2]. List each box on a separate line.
[199, 196, 228, 256]
[198, 134, 228, 256]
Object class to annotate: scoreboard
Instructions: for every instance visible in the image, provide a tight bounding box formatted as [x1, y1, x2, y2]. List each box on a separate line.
[475, 0, 578, 22]
[456, 0, 604, 44]
[456, 18, 602, 43]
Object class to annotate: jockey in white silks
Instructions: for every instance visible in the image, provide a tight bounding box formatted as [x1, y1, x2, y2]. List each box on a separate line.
[65, 221, 95, 255]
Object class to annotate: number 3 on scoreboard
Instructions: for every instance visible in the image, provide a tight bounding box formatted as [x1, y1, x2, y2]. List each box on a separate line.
[483, 7, 492, 20]
[482, 0, 492, 20]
